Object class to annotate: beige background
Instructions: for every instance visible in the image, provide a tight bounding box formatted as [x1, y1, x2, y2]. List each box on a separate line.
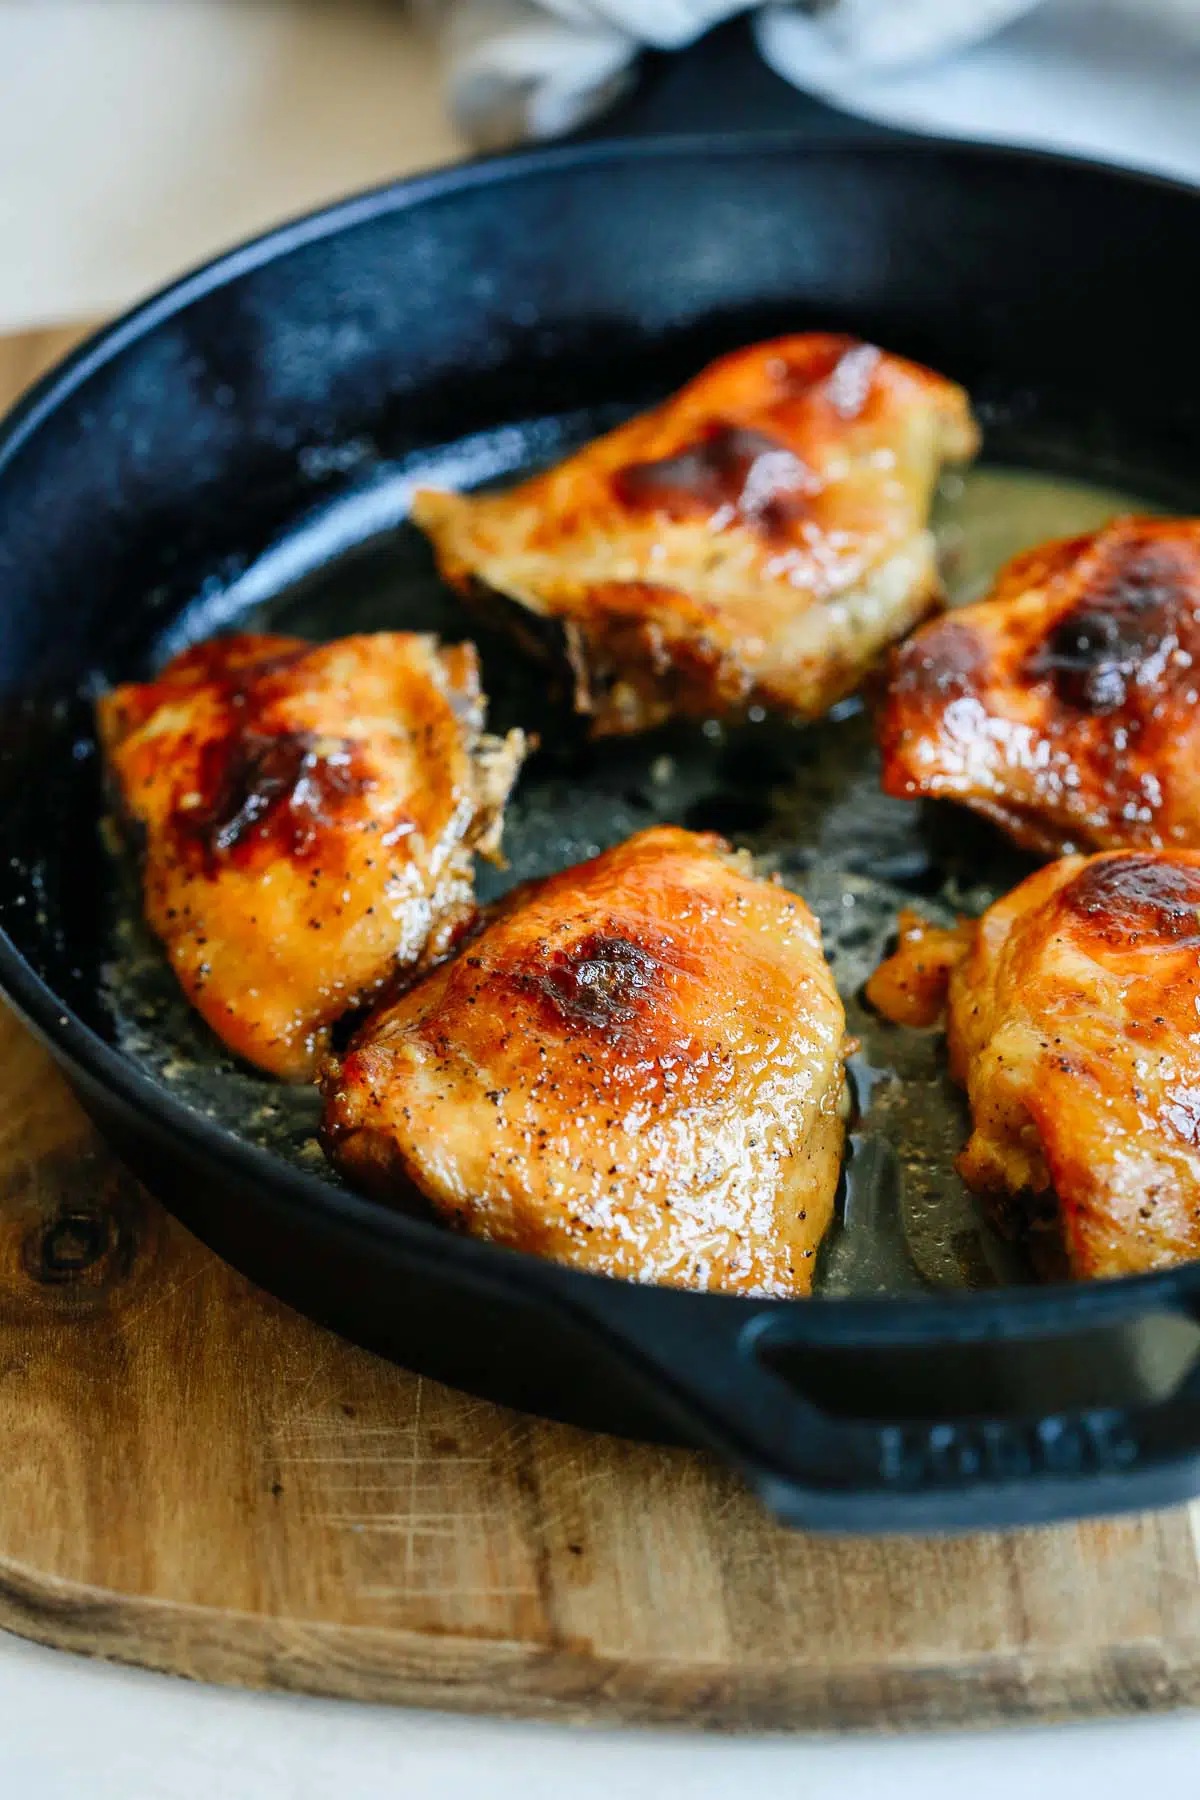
[0, 0, 463, 330]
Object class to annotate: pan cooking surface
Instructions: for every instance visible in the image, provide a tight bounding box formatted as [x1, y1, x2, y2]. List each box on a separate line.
[99, 406, 1159, 1298]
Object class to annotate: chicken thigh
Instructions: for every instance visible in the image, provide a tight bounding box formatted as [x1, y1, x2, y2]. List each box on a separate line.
[879, 516, 1200, 855]
[412, 333, 979, 735]
[322, 826, 848, 1296]
[944, 850, 1200, 1278]
[98, 631, 525, 1079]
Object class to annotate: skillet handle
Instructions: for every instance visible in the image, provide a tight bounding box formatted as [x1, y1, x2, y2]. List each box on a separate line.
[553, 1278, 1200, 1533]
[579, 12, 902, 145]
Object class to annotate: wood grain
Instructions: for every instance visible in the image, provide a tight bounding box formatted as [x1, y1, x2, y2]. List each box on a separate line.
[2, 322, 1200, 1728]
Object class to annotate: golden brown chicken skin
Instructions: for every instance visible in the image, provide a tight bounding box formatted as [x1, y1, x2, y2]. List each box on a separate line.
[879, 516, 1200, 855]
[865, 908, 974, 1029]
[98, 632, 526, 1080]
[412, 333, 979, 736]
[944, 850, 1200, 1279]
[322, 827, 848, 1296]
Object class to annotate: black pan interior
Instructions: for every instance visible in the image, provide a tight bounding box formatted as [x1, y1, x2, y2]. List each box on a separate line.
[3, 140, 1200, 1445]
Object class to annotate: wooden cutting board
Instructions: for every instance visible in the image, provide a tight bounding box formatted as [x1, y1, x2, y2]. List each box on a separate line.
[3, 324, 1200, 1730]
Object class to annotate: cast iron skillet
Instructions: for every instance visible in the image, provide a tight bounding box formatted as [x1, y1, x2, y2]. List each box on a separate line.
[2, 132, 1200, 1534]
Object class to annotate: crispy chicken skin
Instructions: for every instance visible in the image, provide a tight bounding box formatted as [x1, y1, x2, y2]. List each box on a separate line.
[411, 334, 979, 736]
[865, 909, 974, 1029]
[98, 632, 526, 1080]
[879, 516, 1200, 855]
[945, 851, 1200, 1278]
[322, 827, 848, 1296]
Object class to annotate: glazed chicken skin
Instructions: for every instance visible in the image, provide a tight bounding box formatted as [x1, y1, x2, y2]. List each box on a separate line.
[942, 851, 1200, 1279]
[412, 333, 979, 736]
[98, 632, 525, 1080]
[322, 827, 848, 1297]
[879, 516, 1200, 855]
[864, 908, 974, 1030]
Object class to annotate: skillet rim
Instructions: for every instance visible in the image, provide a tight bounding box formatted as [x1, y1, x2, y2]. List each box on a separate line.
[2, 128, 1199, 1335]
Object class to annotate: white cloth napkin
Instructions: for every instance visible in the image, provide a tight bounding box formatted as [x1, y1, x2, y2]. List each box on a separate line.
[759, 0, 1200, 183]
[420, 0, 1200, 186]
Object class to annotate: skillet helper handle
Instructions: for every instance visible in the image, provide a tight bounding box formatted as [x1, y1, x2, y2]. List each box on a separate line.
[557, 1280, 1200, 1533]
[575, 13, 903, 145]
